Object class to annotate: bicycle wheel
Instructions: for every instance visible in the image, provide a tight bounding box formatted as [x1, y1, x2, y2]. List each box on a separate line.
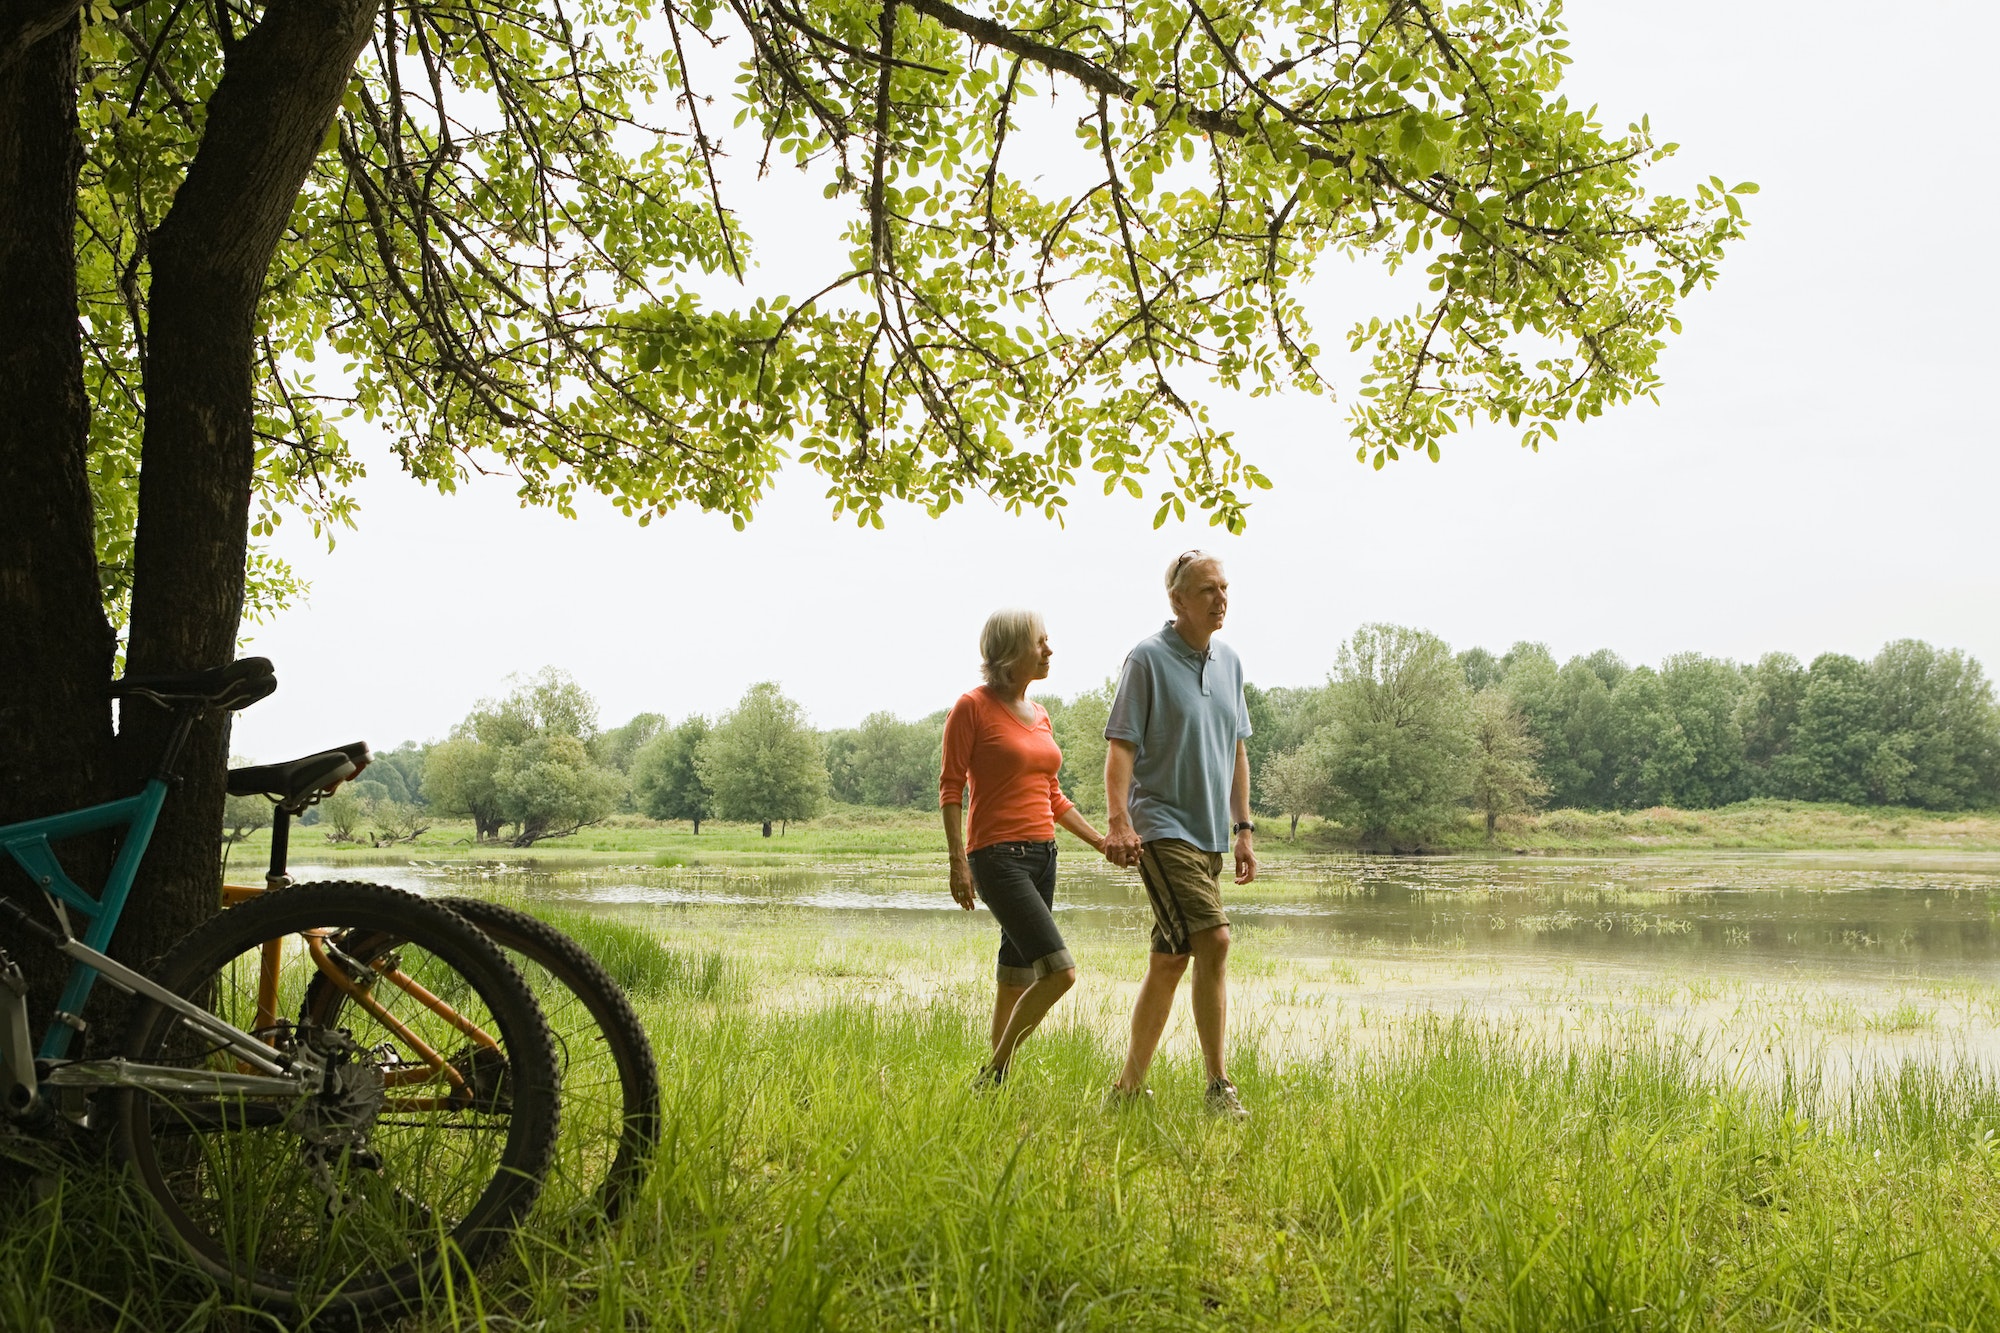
[116, 881, 560, 1316]
[440, 899, 660, 1222]
[321, 897, 660, 1225]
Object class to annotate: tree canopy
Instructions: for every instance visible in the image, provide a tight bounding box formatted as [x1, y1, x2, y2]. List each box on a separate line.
[61, 0, 1752, 625]
[632, 715, 716, 831]
[1319, 622, 1474, 842]
[698, 682, 829, 829]
[423, 669, 625, 842]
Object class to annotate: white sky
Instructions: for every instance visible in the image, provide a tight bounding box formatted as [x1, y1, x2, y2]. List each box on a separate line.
[231, 0, 2000, 763]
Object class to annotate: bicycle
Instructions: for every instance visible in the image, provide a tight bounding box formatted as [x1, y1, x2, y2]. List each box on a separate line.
[1, 658, 562, 1317]
[224, 747, 662, 1225]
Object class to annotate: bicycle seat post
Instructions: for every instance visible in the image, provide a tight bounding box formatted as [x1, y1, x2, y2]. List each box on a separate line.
[265, 805, 294, 893]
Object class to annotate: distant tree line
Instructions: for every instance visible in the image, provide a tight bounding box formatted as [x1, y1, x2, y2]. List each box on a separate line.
[275, 632, 1997, 849]
[1231, 628, 2000, 848]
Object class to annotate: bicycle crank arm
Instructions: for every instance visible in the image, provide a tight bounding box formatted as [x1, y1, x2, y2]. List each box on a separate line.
[44, 1057, 308, 1099]
[51, 936, 290, 1077]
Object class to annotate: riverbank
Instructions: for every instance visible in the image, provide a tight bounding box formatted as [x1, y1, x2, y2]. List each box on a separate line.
[228, 798, 2000, 871]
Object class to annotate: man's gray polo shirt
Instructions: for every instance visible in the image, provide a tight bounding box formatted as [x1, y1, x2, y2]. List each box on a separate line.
[1104, 622, 1252, 853]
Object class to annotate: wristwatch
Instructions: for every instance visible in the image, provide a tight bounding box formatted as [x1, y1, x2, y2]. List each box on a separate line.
[1233, 821, 1256, 835]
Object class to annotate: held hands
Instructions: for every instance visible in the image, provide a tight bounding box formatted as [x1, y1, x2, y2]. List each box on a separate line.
[1102, 823, 1144, 870]
[1234, 831, 1258, 885]
[948, 855, 977, 911]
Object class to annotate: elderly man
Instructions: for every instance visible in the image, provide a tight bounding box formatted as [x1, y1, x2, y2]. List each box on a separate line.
[1101, 550, 1256, 1119]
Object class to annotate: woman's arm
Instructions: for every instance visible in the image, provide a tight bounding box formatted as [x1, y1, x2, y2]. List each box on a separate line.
[939, 698, 977, 910]
[942, 802, 976, 910]
[1056, 804, 1106, 854]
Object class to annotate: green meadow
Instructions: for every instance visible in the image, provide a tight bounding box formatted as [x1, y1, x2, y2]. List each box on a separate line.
[220, 798, 2000, 874]
[11, 861, 2000, 1331]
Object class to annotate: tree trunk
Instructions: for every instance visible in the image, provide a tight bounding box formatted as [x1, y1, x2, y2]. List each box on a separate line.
[761, 820, 772, 838]
[1289, 813, 1298, 839]
[116, 0, 380, 964]
[0, 15, 117, 1037]
[691, 818, 701, 835]
[1485, 808, 1497, 838]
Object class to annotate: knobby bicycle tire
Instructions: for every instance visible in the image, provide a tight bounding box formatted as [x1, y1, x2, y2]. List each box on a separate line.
[116, 881, 561, 1317]
[441, 897, 660, 1222]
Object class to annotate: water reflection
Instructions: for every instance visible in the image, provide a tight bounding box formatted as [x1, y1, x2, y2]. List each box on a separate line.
[291, 853, 2000, 980]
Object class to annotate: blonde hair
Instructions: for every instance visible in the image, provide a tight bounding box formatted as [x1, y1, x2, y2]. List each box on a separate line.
[979, 609, 1046, 688]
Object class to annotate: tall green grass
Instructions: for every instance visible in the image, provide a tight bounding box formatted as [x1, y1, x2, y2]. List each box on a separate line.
[537, 907, 750, 1003]
[12, 999, 2000, 1330]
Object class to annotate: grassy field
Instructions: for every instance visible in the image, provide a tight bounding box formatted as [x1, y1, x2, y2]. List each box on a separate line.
[235, 798, 2000, 872]
[10, 903, 2000, 1331]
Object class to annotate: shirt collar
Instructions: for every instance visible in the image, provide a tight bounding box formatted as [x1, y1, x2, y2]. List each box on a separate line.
[1160, 621, 1212, 661]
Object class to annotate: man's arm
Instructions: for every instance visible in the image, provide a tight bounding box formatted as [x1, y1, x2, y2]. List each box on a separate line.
[1103, 739, 1142, 867]
[1231, 739, 1257, 885]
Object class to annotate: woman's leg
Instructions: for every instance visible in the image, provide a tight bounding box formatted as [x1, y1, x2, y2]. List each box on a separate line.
[992, 966, 1077, 1071]
[985, 845, 1075, 1072]
[991, 982, 1030, 1050]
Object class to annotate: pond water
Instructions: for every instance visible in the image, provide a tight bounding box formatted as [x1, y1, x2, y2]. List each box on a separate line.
[287, 852, 2000, 1081]
[292, 852, 2000, 983]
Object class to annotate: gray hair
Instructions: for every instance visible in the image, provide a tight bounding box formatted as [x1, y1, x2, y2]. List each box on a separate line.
[979, 608, 1046, 687]
[1166, 549, 1222, 594]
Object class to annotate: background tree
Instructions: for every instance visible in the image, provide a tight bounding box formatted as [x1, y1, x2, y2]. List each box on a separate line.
[1771, 653, 1882, 805]
[1736, 653, 1806, 797]
[1321, 624, 1473, 845]
[1501, 643, 1613, 810]
[1869, 641, 2000, 810]
[1606, 667, 1694, 808]
[826, 712, 943, 808]
[1468, 688, 1547, 837]
[423, 737, 506, 841]
[594, 713, 667, 783]
[1656, 653, 1747, 807]
[1241, 682, 1334, 803]
[220, 789, 271, 849]
[1043, 682, 1114, 815]
[422, 669, 620, 842]
[370, 798, 431, 845]
[1258, 742, 1334, 839]
[698, 684, 828, 835]
[493, 734, 624, 847]
[1457, 648, 1505, 692]
[632, 716, 715, 833]
[356, 757, 413, 806]
[318, 789, 366, 844]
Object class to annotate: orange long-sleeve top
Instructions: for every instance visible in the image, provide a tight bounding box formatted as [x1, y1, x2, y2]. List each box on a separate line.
[939, 687, 1075, 852]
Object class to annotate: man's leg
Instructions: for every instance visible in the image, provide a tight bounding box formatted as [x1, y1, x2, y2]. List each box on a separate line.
[1188, 924, 1231, 1084]
[1114, 949, 1189, 1092]
[990, 982, 1029, 1051]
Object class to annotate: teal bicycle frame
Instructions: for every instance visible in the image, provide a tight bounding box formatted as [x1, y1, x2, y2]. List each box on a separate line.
[0, 703, 305, 1123]
[3, 780, 170, 1061]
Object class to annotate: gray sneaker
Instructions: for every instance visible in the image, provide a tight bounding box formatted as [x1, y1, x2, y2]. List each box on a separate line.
[1100, 1083, 1153, 1112]
[1205, 1078, 1250, 1121]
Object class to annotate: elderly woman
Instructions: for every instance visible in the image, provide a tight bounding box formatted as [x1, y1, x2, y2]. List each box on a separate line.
[941, 609, 1107, 1084]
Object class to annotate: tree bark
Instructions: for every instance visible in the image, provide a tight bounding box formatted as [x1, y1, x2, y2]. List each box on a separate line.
[0, 16, 116, 1033]
[117, 0, 380, 965]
